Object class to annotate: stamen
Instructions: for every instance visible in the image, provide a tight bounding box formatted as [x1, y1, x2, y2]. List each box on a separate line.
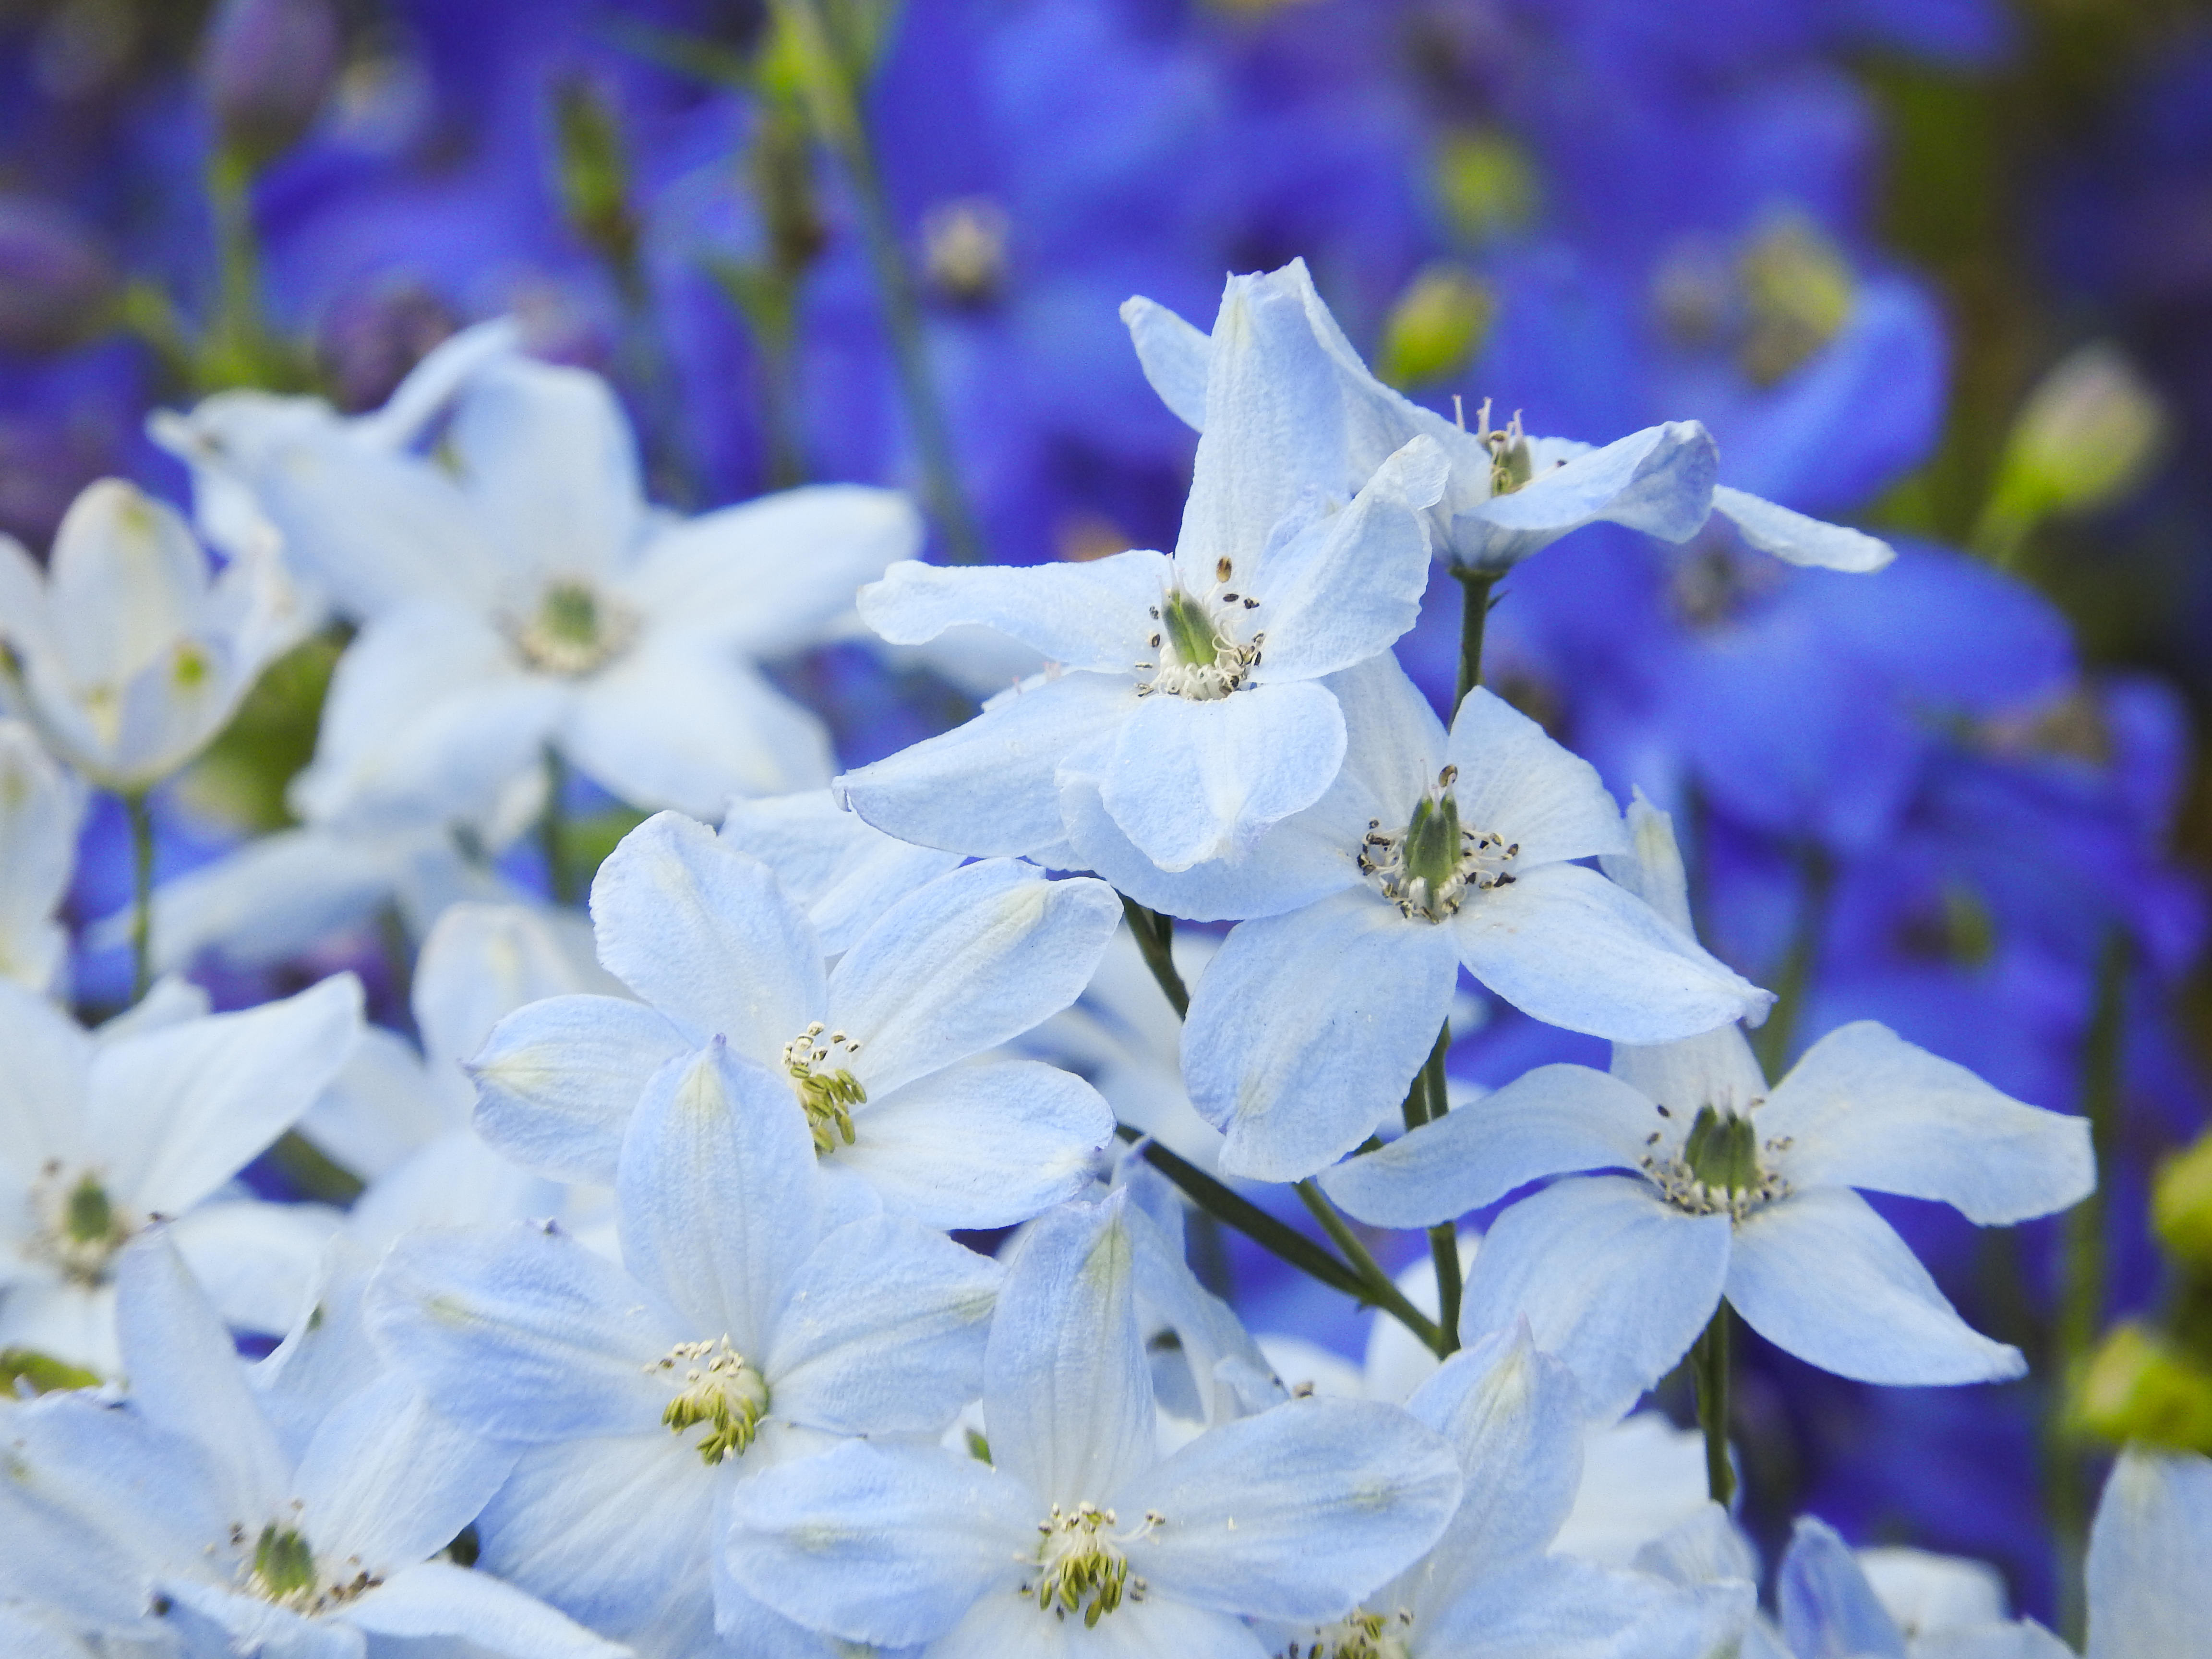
[782, 1022, 866, 1154]
[1135, 586, 1261, 701]
[1357, 769, 1519, 922]
[1286, 1607, 1418, 1659]
[1643, 1100, 1787, 1222]
[649, 1337, 771, 1465]
[24, 1163, 134, 1286]
[1017, 1503, 1161, 1627]
[512, 579, 639, 677]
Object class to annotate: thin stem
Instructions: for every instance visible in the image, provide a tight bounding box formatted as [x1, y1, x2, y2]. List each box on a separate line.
[539, 748, 576, 907]
[1692, 1302, 1735, 1507]
[1294, 1179, 1447, 1354]
[1452, 570, 1497, 715]
[1118, 894, 1189, 1018]
[1112, 1127, 1357, 1300]
[773, 0, 984, 564]
[124, 792, 155, 1004]
[2048, 928, 2128, 1648]
[1408, 1029, 1463, 1352]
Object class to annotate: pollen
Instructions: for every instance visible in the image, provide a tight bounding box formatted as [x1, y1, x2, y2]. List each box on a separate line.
[24, 1163, 134, 1287]
[1358, 768, 1518, 922]
[782, 1022, 866, 1154]
[1135, 565, 1262, 702]
[1287, 1606, 1418, 1659]
[1018, 1503, 1161, 1627]
[649, 1337, 771, 1465]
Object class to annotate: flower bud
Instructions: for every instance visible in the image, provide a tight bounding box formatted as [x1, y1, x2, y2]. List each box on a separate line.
[1986, 342, 2165, 531]
[2072, 1322, 2212, 1453]
[1375, 264, 1493, 390]
[0, 196, 116, 353]
[2154, 1130, 2212, 1269]
[200, 0, 342, 166]
[1436, 130, 1538, 246]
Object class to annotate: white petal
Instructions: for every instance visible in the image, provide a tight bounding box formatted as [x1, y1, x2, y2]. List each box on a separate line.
[1120, 293, 1210, 431]
[1710, 486, 1896, 573]
[719, 788, 962, 954]
[856, 549, 1168, 672]
[292, 1373, 515, 1574]
[45, 481, 207, 687]
[165, 1198, 338, 1336]
[1469, 420, 1719, 548]
[1724, 1188, 2025, 1385]
[345, 1559, 629, 1657]
[470, 993, 688, 1184]
[1759, 1021, 2095, 1225]
[0, 977, 92, 1186]
[0, 720, 82, 993]
[1444, 688, 1629, 869]
[113, 825, 401, 974]
[2085, 1448, 2212, 1659]
[413, 901, 620, 1072]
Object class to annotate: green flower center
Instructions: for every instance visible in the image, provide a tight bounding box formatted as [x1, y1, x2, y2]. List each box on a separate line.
[1136, 561, 1264, 702]
[651, 1337, 771, 1465]
[1288, 1608, 1418, 1659]
[1643, 1100, 1791, 1222]
[28, 1165, 133, 1286]
[1022, 1503, 1161, 1628]
[514, 579, 637, 676]
[1359, 768, 1518, 922]
[252, 1526, 316, 1600]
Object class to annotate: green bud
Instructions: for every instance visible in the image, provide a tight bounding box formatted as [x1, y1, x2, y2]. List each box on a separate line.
[1979, 343, 2164, 561]
[0, 1347, 101, 1395]
[1684, 1106, 1759, 1197]
[1375, 264, 1494, 390]
[2072, 1322, 2212, 1453]
[1401, 788, 1464, 902]
[1160, 591, 1220, 670]
[2154, 1131, 2212, 1269]
[1737, 215, 1855, 387]
[253, 1524, 317, 1599]
[1436, 130, 1539, 246]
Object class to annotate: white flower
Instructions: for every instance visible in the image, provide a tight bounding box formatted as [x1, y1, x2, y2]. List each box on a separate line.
[0, 718, 83, 993]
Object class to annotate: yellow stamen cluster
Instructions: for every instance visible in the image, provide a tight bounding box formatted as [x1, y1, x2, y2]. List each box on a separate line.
[25, 1162, 134, 1286]
[513, 579, 639, 677]
[1019, 1503, 1161, 1627]
[782, 1022, 866, 1154]
[650, 1337, 771, 1465]
[1286, 1607, 1417, 1659]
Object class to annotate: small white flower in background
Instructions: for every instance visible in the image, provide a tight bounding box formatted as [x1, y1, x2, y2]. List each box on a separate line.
[0, 478, 303, 794]
[0, 718, 83, 994]
[218, 343, 922, 826]
[1321, 794, 2095, 1420]
[836, 264, 1450, 873]
[1124, 256, 1894, 576]
[0, 971, 361, 1372]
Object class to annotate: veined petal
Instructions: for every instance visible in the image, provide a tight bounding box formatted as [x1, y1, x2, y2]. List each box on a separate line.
[764, 1214, 997, 1435]
[835, 669, 1135, 858]
[0, 977, 92, 1186]
[1120, 294, 1210, 432]
[723, 1440, 1034, 1647]
[589, 811, 820, 1062]
[1319, 1063, 1656, 1228]
[1452, 863, 1770, 1043]
[719, 788, 962, 954]
[344, 1560, 630, 1658]
[1710, 486, 1895, 573]
[91, 973, 362, 1216]
[1444, 689, 1630, 870]
[1725, 1188, 2025, 1385]
[616, 1039, 823, 1353]
[1100, 678, 1346, 872]
[367, 1223, 676, 1442]
[833, 1058, 1111, 1230]
[1416, 1551, 1721, 1659]
[2085, 1449, 2212, 1659]
[470, 993, 688, 1185]
[987, 1193, 1156, 1509]
[1117, 1396, 1460, 1622]
[1457, 1176, 1731, 1424]
[856, 550, 1169, 672]
[1759, 1022, 2094, 1225]
[1184, 891, 1458, 1183]
[1777, 1518, 1908, 1659]
[292, 1372, 515, 1575]
[830, 861, 1120, 1096]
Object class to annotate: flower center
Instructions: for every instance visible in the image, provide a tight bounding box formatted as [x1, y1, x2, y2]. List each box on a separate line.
[782, 1023, 866, 1155]
[1020, 1503, 1161, 1628]
[513, 579, 638, 677]
[1287, 1607, 1418, 1659]
[923, 196, 1010, 304]
[1641, 1102, 1791, 1222]
[26, 1164, 135, 1286]
[1359, 769, 1518, 922]
[649, 1337, 771, 1465]
[1135, 558, 1263, 701]
[1472, 397, 1533, 497]
[237, 1521, 379, 1613]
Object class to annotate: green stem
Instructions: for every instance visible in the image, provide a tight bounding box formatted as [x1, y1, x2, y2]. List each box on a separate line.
[1692, 1302, 1735, 1506]
[124, 792, 155, 1003]
[1118, 895, 1189, 1018]
[1407, 1028, 1463, 1352]
[1452, 570, 1497, 714]
[1294, 1179, 1447, 1354]
[2048, 928, 2128, 1648]
[540, 748, 576, 907]
[773, 0, 984, 564]
[1113, 1126, 1360, 1301]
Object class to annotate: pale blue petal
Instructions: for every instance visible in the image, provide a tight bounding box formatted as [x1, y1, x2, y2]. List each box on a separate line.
[1458, 1177, 1731, 1424]
[413, 901, 612, 1068]
[1612, 1026, 1770, 1126]
[1778, 1518, 1908, 1659]
[292, 1373, 516, 1574]
[589, 811, 820, 1066]
[1599, 791, 1698, 937]
[1452, 864, 1770, 1043]
[720, 789, 962, 954]
[834, 1058, 1112, 1230]
[1444, 689, 1630, 869]
[1470, 421, 1718, 548]
[986, 1193, 1155, 1508]
[344, 1560, 630, 1657]
[856, 551, 1168, 672]
[1238, 435, 1445, 681]
[765, 1214, 997, 1434]
[470, 993, 687, 1184]
[1417, 1552, 1720, 1659]
[1183, 891, 1457, 1182]
[2085, 1449, 2212, 1659]
[1119, 294, 1209, 431]
[1116, 1396, 1460, 1622]
[1915, 1624, 2075, 1659]
[367, 1224, 675, 1442]
[830, 862, 1121, 1095]
[1710, 487, 1895, 573]
[616, 1039, 822, 1353]
[835, 670, 1134, 858]
[0, 977, 92, 1184]
[1760, 1022, 2095, 1225]
[931, 1589, 1269, 1659]
[92, 972, 362, 1215]
[1320, 1063, 1655, 1228]
[0, 1601, 102, 1659]
[723, 1441, 1033, 1647]
[157, 1580, 365, 1659]
[1725, 1189, 2025, 1385]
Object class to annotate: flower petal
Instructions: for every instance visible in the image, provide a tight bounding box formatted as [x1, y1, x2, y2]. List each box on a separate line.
[2085, 1449, 2212, 1659]
[344, 1560, 629, 1658]
[1778, 1518, 1909, 1659]
[1710, 485, 1896, 573]
[857, 550, 1169, 672]
[719, 788, 962, 954]
[469, 993, 688, 1185]
[1444, 688, 1629, 870]
[1470, 420, 1719, 548]
[1120, 293, 1210, 432]
[292, 1372, 515, 1574]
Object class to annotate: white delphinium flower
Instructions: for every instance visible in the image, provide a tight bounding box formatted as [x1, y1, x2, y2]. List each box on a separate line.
[0, 972, 361, 1372]
[0, 718, 83, 993]
[1123, 256, 1893, 577]
[835, 266, 1450, 873]
[1321, 796, 2094, 1419]
[216, 346, 920, 826]
[724, 1190, 1464, 1657]
[716, 787, 961, 954]
[470, 812, 1122, 1229]
[0, 479, 302, 794]
[0, 1232, 624, 1659]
